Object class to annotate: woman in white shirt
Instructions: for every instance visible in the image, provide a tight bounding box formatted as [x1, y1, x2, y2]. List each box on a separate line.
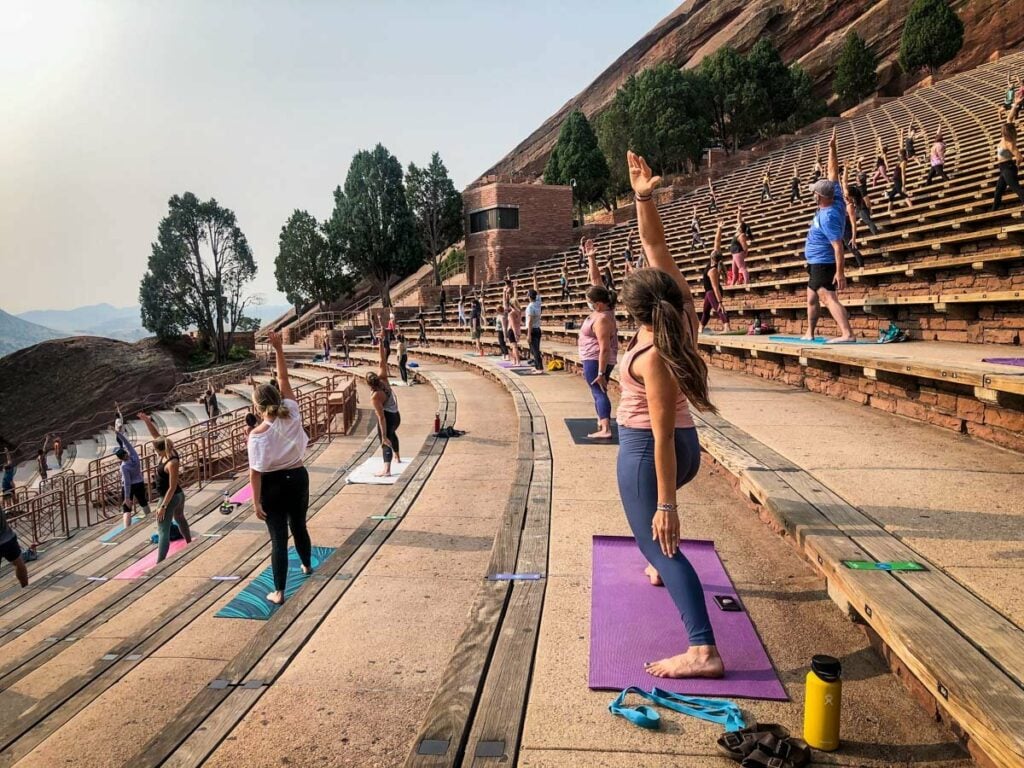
[248, 331, 312, 606]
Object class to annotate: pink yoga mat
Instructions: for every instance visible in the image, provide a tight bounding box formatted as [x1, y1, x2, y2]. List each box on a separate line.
[113, 539, 189, 580]
[230, 485, 254, 505]
[590, 535, 787, 700]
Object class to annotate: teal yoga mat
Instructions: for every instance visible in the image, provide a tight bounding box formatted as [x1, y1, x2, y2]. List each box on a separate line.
[767, 335, 857, 345]
[215, 546, 335, 620]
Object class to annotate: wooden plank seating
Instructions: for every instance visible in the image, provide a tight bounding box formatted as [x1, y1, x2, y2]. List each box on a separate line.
[124, 365, 457, 767]
[391, 347, 551, 768]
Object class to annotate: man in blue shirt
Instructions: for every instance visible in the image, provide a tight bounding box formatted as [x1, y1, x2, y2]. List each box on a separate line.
[803, 127, 855, 343]
[114, 418, 151, 531]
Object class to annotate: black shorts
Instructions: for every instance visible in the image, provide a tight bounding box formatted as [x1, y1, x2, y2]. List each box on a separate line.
[127, 482, 149, 507]
[807, 263, 837, 291]
[0, 536, 22, 563]
[507, 330, 517, 344]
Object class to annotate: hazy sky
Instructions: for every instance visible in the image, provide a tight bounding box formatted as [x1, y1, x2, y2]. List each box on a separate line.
[0, 0, 677, 315]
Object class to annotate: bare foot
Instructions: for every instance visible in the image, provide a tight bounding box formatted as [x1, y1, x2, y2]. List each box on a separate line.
[645, 645, 724, 679]
[644, 564, 663, 586]
[800, 333, 815, 340]
[374, 467, 391, 478]
[826, 335, 856, 344]
[266, 591, 284, 605]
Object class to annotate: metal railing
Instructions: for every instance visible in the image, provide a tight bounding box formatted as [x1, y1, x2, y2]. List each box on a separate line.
[3, 373, 355, 546]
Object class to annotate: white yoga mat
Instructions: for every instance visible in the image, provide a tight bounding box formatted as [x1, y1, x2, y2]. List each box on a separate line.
[346, 456, 410, 485]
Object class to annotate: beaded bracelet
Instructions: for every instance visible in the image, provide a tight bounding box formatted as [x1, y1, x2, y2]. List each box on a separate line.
[656, 502, 677, 512]
[635, 192, 653, 202]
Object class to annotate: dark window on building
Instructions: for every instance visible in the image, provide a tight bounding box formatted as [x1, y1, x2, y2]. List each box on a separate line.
[468, 206, 519, 233]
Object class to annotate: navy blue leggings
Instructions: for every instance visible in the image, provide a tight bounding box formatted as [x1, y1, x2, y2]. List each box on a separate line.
[582, 359, 614, 421]
[617, 426, 715, 647]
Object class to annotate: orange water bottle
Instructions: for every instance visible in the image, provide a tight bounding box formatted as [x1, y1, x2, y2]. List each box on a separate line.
[433, 413, 440, 434]
[803, 654, 842, 751]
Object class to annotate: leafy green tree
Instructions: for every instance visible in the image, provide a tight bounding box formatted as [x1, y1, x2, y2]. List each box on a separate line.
[595, 101, 631, 201]
[626, 64, 710, 173]
[834, 32, 879, 106]
[274, 210, 350, 311]
[743, 40, 797, 136]
[899, 0, 964, 73]
[328, 144, 422, 307]
[406, 153, 463, 286]
[139, 193, 257, 362]
[699, 46, 748, 151]
[787, 65, 825, 130]
[543, 109, 610, 221]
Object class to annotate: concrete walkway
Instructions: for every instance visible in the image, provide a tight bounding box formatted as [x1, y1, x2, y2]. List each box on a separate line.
[459, 355, 970, 767]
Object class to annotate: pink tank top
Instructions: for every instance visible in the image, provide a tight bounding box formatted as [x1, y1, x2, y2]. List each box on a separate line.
[578, 310, 619, 362]
[615, 338, 694, 430]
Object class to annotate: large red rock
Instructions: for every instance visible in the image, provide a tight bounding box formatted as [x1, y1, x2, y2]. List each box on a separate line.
[482, 0, 1024, 180]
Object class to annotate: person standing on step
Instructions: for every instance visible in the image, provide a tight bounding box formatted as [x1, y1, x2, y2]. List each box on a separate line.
[526, 268, 544, 373]
[470, 295, 484, 356]
[416, 310, 427, 345]
[925, 130, 950, 185]
[507, 297, 522, 367]
[870, 137, 890, 188]
[36, 435, 49, 483]
[204, 385, 220, 426]
[789, 165, 802, 204]
[0, 498, 29, 588]
[114, 423, 150, 532]
[885, 149, 914, 213]
[760, 161, 773, 202]
[560, 257, 570, 301]
[992, 119, 1024, 211]
[577, 235, 587, 271]
[810, 148, 823, 183]
[138, 412, 193, 563]
[322, 330, 331, 362]
[699, 222, 732, 334]
[397, 333, 410, 384]
[601, 257, 615, 294]
[2, 449, 16, 509]
[706, 178, 719, 214]
[367, 336, 402, 477]
[495, 309, 509, 359]
[341, 328, 351, 363]
[690, 207, 703, 250]
[902, 125, 920, 165]
[457, 285, 467, 328]
[616, 150, 723, 680]
[631, 231, 645, 269]
[53, 436, 63, 467]
[728, 208, 749, 286]
[438, 286, 447, 324]
[803, 128, 856, 343]
[243, 330, 312, 605]
[580, 238, 619, 439]
[856, 157, 870, 198]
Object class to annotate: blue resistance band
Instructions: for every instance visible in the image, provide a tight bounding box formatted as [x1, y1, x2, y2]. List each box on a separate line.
[608, 686, 746, 732]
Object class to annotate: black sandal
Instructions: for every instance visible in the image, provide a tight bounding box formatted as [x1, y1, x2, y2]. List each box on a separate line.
[740, 732, 811, 768]
[717, 724, 790, 762]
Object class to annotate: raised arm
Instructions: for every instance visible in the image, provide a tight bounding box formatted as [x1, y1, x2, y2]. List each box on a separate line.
[267, 331, 295, 401]
[376, 335, 390, 381]
[583, 239, 602, 287]
[713, 221, 724, 253]
[828, 127, 839, 182]
[627, 151, 694, 313]
[532, 267, 539, 294]
[138, 412, 161, 439]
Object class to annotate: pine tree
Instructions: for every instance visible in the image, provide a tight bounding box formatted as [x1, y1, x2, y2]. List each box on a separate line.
[543, 110, 610, 220]
[899, 0, 964, 73]
[834, 32, 879, 106]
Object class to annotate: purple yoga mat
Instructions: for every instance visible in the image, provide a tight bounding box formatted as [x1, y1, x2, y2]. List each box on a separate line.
[983, 357, 1024, 367]
[590, 535, 788, 700]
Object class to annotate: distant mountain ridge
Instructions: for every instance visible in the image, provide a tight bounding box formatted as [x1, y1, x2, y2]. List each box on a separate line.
[0, 309, 66, 357]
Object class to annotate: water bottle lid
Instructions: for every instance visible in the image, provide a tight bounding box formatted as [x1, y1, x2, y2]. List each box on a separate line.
[811, 654, 842, 681]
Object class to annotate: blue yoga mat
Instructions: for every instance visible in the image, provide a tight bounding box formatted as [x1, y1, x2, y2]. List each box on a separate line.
[215, 546, 335, 620]
[99, 516, 144, 543]
[767, 335, 827, 344]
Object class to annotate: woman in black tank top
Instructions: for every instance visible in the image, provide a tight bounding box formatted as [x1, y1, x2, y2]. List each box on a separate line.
[139, 413, 192, 562]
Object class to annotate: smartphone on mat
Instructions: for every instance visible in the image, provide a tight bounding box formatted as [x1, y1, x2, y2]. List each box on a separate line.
[714, 595, 742, 612]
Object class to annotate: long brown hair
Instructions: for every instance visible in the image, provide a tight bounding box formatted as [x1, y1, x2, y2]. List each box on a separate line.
[619, 268, 716, 413]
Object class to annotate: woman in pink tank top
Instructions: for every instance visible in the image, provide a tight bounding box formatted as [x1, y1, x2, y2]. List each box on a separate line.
[612, 151, 723, 680]
[579, 238, 619, 439]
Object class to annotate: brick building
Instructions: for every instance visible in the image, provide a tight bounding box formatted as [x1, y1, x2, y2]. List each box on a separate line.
[462, 182, 575, 285]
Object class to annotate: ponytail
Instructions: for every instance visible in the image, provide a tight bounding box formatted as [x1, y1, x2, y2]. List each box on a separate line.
[254, 383, 292, 419]
[621, 268, 716, 414]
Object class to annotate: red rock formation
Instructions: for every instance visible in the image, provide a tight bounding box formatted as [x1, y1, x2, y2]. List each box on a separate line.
[482, 0, 1024, 180]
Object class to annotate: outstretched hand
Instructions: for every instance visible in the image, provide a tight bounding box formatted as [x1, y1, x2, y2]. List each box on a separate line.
[583, 238, 596, 259]
[267, 331, 284, 350]
[627, 151, 661, 197]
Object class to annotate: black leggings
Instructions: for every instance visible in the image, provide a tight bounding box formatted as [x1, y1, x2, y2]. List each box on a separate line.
[790, 181, 801, 203]
[380, 410, 401, 463]
[926, 163, 949, 184]
[399, 354, 409, 383]
[856, 206, 879, 235]
[260, 466, 311, 594]
[529, 327, 542, 371]
[496, 327, 508, 356]
[993, 161, 1024, 210]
